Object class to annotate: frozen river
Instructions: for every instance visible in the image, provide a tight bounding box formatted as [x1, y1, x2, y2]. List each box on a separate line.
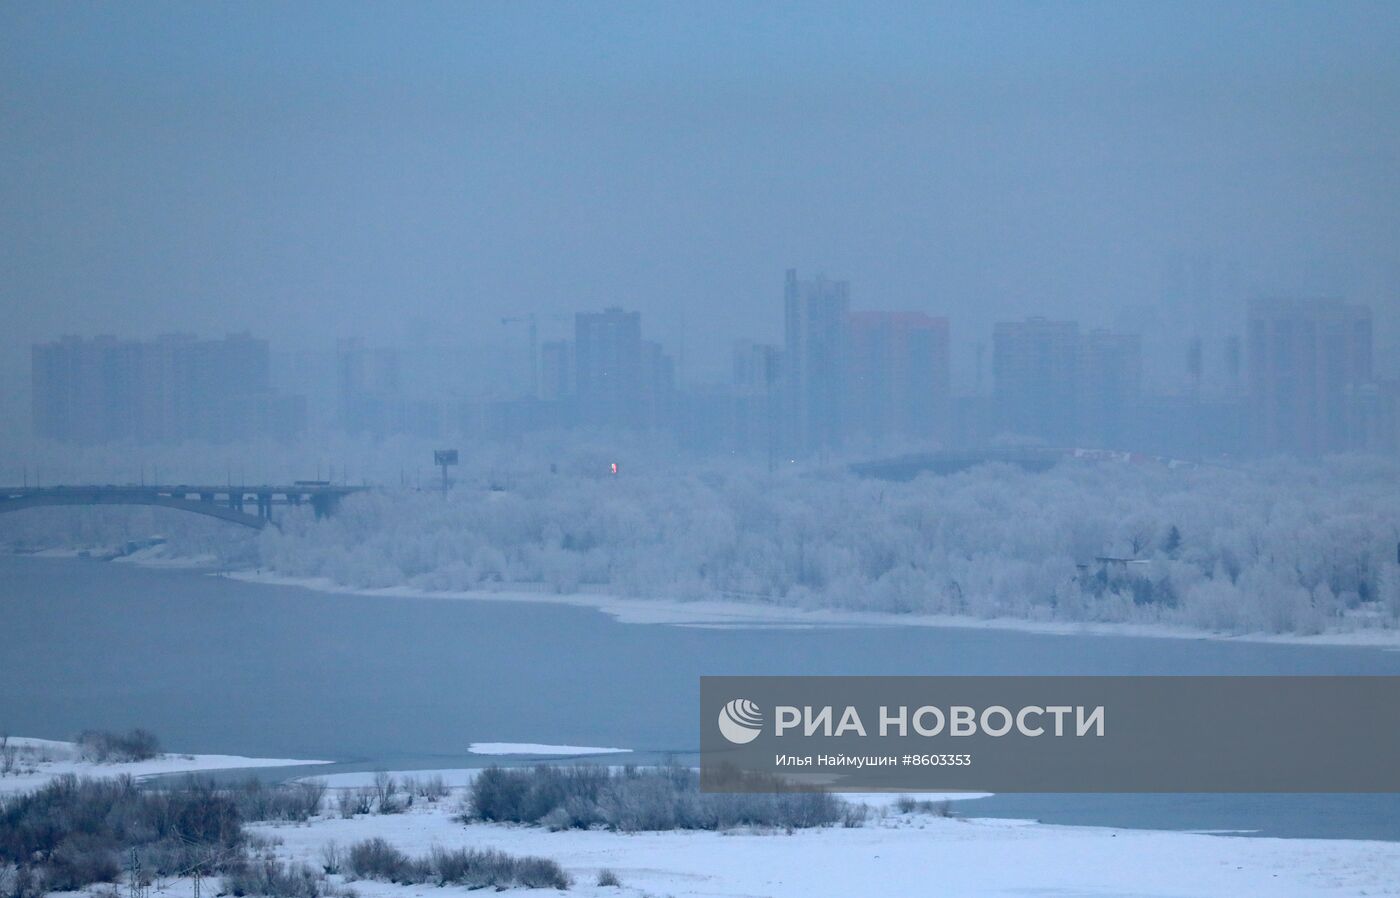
[3, 554, 1399, 840]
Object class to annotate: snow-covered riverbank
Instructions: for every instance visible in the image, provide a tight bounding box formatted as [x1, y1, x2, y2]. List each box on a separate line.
[9, 454, 1400, 644]
[223, 568, 1400, 649]
[251, 786, 1400, 897]
[0, 735, 328, 796]
[6, 750, 1397, 897]
[11, 450, 1400, 647]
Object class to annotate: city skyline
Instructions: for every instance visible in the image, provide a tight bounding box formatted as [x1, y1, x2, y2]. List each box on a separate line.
[4, 3, 1399, 409]
[26, 274, 1394, 459]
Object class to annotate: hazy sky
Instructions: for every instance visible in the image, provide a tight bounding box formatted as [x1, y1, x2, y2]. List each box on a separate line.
[3, 1, 1399, 392]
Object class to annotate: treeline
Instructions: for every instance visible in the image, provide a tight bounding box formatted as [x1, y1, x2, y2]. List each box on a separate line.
[463, 764, 862, 831]
[8, 447, 1400, 638]
[258, 455, 1400, 637]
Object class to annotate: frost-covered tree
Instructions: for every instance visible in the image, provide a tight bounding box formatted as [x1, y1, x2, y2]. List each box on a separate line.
[6, 434, 1400, 639]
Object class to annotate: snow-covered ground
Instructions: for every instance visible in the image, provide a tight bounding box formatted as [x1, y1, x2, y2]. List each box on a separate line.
[225, 569, 1400, 648]
[7, 744, 1399, 895]
[0, 735, 328, 795]
[295, 767, 994, 808]
[18, 544, 220, 568]
[467, 743, 630, 756]
[239, 790, 1400, 897]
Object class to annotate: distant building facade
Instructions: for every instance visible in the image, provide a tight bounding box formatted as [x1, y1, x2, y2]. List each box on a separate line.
[991, 318, 1143, 449]
[992, 317, 1082, 445]
[32, 333, 304, 444]
[846, 311, 950, 440]
[1246, 298, 1373, 455]
[539, 340, 575, 402]
[728, 340, 784, 458]
[566, 307, 675, 430]
[783, 269, 850, 455]
[1079, 330, 1143, 448]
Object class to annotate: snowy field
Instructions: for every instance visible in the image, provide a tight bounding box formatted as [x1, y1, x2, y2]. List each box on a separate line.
[0, 736, 328, 796]
[249, 789, 1400, 897]
[7, 751, 1400, 896]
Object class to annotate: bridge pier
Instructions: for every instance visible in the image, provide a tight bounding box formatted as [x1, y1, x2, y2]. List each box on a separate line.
[310, 492, 340, 519]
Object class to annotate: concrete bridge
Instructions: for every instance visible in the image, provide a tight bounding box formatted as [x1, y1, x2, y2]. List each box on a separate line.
[0, 483, 368, 529]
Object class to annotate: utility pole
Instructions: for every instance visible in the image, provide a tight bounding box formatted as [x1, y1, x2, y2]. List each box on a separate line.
[128, 848, 144, 898]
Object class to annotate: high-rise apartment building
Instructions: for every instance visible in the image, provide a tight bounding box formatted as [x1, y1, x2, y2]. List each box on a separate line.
[992, 317, 1082, 445]
[573, 307, 673, 429]
[846, 311, 950, 440]
[1079, 330, 1143, 448]
[783, 269, 850, 455]
[991, 319, 1144, 448]
[539, 340, 575, 402]
[575, 307, 642, 428]
[32, 333, 301, 444]
[32, 336, 138, 443]
[335, 337, 408, 435]
[1247, 298, 1373, 455]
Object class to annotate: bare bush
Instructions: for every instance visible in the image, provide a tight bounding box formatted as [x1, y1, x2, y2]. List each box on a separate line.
[596, 868, 621, 887]
[841, 803, 869, 827]
[45, 836, 122, 891]
[0, 864, 42, 898]
[318, 842, 341, 876]
[370, 772, 407, 814]
[402, 774, 447, 802]
[223, 857, 321, 898]
[245, 833, 283, 854]
[894, 796, 952, 817]
[343, 839, 567, 891]
[463, 763, 849, 832]
[297, 780, 328, 817]
[434, 845, 570, 890]
[0, 775, 243, 894]
[0, 736, 16, 776]
[229, 778, 325, 823]
[345, 838, 415, 883]
[75, 729, 161, 763]
[335, 788, 371, 819]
